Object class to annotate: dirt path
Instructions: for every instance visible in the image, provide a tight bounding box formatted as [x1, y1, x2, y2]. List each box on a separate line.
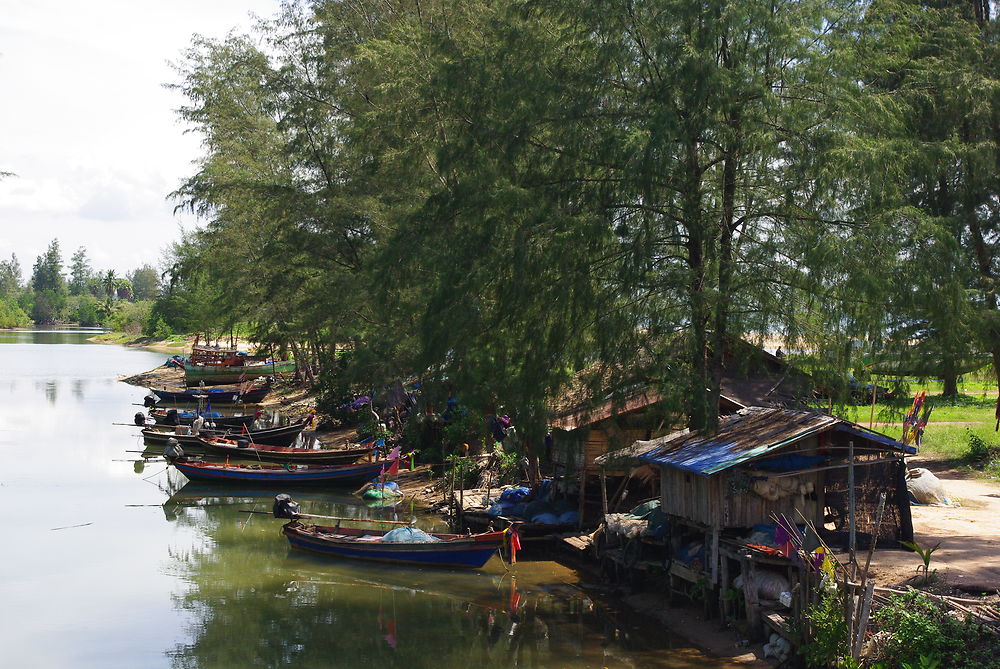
[867, 462, 1000, 591]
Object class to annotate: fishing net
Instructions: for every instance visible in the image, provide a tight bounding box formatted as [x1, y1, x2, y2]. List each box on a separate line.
[381, 527, 441, 542]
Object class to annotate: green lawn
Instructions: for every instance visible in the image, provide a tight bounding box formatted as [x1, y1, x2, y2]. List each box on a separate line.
[825, 382, 999, 467]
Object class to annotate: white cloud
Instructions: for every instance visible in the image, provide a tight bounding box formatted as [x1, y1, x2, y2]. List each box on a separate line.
[0, 0, 279, 273]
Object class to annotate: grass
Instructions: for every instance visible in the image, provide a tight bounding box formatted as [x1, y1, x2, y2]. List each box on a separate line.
[821, 379, 999, 469]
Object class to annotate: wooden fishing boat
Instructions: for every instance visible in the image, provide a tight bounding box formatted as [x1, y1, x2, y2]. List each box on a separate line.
[281, 521, 508, 569]
[148, 408, 255, 429]
[142, 420, 307, 448]
[145, 385, 272, 405]
[197, 435, 373, 465]
[169, 458, 390, 485]
[184, 359, 297, 385]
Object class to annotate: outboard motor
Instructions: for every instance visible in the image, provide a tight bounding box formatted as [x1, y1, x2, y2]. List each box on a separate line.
[165, 409, 179, 426]
[143, 394, 157, 408]
[273, 494, 300, 519]
[134, 412, 147, 426]
[237, 438, 250, 449]
[163, 438, 185, 461]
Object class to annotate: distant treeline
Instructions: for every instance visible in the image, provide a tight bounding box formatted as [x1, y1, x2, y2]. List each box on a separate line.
[0, 239, 168, 334]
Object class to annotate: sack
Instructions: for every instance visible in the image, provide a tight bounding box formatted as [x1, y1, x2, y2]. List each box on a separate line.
[906, 468, 951, 505]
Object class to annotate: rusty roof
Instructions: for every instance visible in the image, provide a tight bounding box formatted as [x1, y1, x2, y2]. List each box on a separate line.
[637, 407, 840, 475]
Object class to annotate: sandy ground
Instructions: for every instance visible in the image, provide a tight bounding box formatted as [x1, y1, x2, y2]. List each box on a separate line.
[866, 460, 1000, 592]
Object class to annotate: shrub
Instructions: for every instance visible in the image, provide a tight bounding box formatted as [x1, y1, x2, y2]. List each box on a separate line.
[0, 295, 30, 327]
[108, 300, 153, 335]
[799, 589, 850, 667]
[872, 591, 1000, 668]
[965, 430, 997, 465]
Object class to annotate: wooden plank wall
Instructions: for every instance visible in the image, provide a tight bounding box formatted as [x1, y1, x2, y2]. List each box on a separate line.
[660, 469, 823, 529]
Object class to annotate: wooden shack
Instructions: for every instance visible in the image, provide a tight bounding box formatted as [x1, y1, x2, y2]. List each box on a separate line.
[605, 406, 916, 635]
[636, 407, 913, 544]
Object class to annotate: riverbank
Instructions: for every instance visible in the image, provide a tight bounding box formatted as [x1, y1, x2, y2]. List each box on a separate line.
[90, 331, 193, 354]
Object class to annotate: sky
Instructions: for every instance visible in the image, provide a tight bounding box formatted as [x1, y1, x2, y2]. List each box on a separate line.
[0, 0, 281, 278]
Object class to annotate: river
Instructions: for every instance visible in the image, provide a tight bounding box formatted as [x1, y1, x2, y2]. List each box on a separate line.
[0, 328, 731, 668]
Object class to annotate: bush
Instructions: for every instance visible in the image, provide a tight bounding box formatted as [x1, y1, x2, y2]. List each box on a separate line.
[144, 314, 172, 339]
[66, 294, 101, 326]
[965, 430, 997, 465]
[872, 591, 1000, 668]
[0, 295, 30, 327]
[799, 589, 850, 667]
[108, 300, 153, 335]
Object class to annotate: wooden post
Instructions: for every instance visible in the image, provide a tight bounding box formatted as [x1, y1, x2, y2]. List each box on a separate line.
[711, 527, 720, 586]
[852, 581, 875, 660]
[577, 466, 586, 529]
[848, 440, 857, 580]
[719, 553, 731, 622]
[483, 453, 495, 515]
[740, 553, 761, 638]
[600, 470, 609, 517]
[449, 459, 457, 526]
[458, 461, 465, 529]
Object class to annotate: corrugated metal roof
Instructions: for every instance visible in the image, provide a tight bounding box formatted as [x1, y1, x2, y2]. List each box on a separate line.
[637, 407, 841, 476]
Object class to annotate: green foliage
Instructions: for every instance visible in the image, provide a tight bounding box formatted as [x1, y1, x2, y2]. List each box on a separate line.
[0, 253, 22, 296]
[0, 295, 30, 328]
[128, 264, 160, 301]
[492, 448, 522, 486]
[799, 589, 850, 668]
[68, 247, 92, 296]
[965, 430, 997, 464]
[108, 300, 153, 335]
[66, 294, 101, 326]
[443, 454, 477, 490]
[30, 239, 65, 295]
[441, 410, 489, 455]
[851, 0, 1000, 398]
[900, 540, 941, 585]
[145, 315, 173, 339]
[31, 289, 64, 324]
[872, 590, 1000, 668]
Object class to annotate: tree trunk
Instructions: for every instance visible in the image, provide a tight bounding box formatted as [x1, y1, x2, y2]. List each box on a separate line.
[685, 138, 715, 434]
[941, 356, 959, 398]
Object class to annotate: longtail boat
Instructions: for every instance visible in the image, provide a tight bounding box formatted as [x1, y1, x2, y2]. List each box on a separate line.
[281, 521, 508, 569]
[169, 458, 389, 485]
[184, 360, 297, 386]
[196, 435, 373, 465]
[142, 420, 306, 448]
[148, 409, 254, 429]
[145, 385, 271, 405]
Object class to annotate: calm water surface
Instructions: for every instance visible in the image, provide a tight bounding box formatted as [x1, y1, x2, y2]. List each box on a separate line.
[0, 329, 730, 668]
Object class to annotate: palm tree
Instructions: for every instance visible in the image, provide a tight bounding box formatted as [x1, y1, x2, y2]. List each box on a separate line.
[102, 270, 118, 299]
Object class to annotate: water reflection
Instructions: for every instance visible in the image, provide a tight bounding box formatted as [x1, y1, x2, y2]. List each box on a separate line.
[71, 378, 87, 401]
[156, 484, 728, 669]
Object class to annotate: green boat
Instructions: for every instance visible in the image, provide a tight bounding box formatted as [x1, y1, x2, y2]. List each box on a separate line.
[184, 359, 297, 385]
